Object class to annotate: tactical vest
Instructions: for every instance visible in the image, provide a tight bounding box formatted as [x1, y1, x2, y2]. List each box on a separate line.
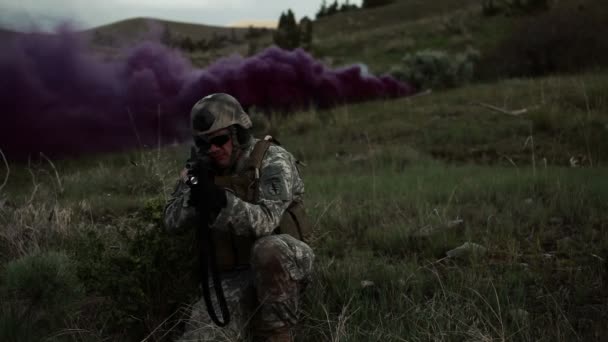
[212, 136, 312, 271]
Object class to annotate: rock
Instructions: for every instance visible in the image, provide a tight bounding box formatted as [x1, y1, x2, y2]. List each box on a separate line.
[413, 219, 464, 237]
[557, 236, 574, 251]
[361, 280, 375, 289]
[509, 308, 529, 323]
[446, 219, 464, 228]
[446, 242, 487, 259]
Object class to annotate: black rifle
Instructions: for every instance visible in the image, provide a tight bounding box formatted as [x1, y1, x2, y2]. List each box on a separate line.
[185, 146, 231, 327]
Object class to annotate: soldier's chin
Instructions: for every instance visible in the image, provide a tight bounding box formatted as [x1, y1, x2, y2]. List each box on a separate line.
[214, 155, 230, 168]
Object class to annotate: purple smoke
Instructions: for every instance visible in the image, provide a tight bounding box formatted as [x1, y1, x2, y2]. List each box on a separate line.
[0, 29, 414, 160]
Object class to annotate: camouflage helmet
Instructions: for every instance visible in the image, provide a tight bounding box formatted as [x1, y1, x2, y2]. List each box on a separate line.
[190, 93, 252, 135]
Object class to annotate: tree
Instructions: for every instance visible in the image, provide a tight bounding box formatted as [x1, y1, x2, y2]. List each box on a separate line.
[180, 36, 195, 52]
[273, 9, 300, 50]
[340, 0, 359, 12]
[362, 0, 394, 9]
[326, 0, 339, 16]
[299, 16, 313, 50]
[316, 0, 328, 18]
[230, 28, 238, 43]
[196, 38, 208, 51]
[161, 24, 172, 46]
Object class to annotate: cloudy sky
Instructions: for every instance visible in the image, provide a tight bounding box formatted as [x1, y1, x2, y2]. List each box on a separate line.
[0, 0, 362, 31]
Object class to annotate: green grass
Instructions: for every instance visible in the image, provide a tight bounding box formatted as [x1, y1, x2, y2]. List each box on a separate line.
[297, 162, 607, 341]
[3, 2, 607, 340]
[1, 71, 607, 340]
[311, 1, 505, 73]
[272, 71, 608, 167]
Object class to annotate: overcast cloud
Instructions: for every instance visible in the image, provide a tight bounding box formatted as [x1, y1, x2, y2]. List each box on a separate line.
[0, 0, 361, 31]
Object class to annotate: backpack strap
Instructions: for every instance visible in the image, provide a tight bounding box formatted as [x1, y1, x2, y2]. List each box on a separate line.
[246, 136, 313, 242]
[244, 136, 275, 200]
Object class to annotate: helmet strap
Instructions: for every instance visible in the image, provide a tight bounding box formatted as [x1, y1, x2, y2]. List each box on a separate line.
[226, 126, 241, 171]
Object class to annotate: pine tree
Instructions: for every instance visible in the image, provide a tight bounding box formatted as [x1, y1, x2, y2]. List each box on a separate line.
[285, 10, 300, 49]
[274, 10, 300, 50]
[299, 16, 313, 50]
[327, 0, 339, 15]
[362, 0, 394, 9]
[316, 0, 328, 18]
[273, 12, 289, 48]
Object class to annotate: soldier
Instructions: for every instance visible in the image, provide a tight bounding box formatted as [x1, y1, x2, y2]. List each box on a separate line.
[164, 93, 314, 342]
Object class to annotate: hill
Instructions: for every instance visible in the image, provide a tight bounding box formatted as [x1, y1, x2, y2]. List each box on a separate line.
[2, 71, 607, 341]
[1, 1, 607, 341]
[86, 17, 274, 66]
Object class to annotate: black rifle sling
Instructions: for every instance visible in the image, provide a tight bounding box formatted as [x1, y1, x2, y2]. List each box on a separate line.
[200, 220, 230, 326]
[198, 189, 230, 326]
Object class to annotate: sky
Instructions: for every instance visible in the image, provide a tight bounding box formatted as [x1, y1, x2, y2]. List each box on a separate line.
[0, 0, 362, 31]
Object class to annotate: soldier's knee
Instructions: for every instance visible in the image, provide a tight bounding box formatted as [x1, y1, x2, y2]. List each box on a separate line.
[250, 235, 288, 271]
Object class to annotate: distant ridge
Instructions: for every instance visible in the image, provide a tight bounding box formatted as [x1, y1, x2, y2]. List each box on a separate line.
[0, 16, 272, 45]
[86, 17, 270, 43]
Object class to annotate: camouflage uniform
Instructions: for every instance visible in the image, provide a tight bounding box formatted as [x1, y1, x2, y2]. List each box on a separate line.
[164, 137, 315, 341]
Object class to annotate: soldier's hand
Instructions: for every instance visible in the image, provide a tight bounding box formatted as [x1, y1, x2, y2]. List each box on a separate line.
[187, 173, 227, 214]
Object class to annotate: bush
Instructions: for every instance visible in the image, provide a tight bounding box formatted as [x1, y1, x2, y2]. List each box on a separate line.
[316, 0, 359, 19]
[362, 0, 395, 9]
[390, 48, 480, 90]
[69, 199, 200, 340]
[482, 0, 551, 16]
[477, 0, 608, 79]
[0, 251, 83, 342]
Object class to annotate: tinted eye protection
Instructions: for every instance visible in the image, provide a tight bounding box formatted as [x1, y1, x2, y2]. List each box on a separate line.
[194, 134, 230, 150]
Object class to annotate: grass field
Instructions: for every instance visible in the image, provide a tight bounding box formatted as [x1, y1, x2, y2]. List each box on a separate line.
[2, 0, 608, 340]
[1, 70, 607, 341]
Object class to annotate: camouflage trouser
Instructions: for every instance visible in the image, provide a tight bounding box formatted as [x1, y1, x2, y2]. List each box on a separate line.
[177, 234, 314, 342]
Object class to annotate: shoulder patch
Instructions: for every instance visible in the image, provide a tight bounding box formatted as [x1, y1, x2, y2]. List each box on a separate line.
[259, 163, 291, 201]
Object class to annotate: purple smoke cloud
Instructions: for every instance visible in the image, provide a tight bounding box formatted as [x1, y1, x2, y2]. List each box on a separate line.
[0, 28, 414, 161]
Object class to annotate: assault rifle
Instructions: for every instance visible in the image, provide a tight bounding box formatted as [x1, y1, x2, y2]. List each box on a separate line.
[185, 146, 230, 327]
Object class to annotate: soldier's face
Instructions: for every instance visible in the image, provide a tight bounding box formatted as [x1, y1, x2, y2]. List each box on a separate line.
[205, 129, 233, 168]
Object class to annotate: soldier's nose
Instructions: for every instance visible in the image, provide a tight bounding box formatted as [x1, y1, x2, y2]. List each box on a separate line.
[209, 144, 220, 153]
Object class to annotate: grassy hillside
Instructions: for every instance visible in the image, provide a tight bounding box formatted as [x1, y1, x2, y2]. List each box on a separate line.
[311, 0, 488, 72]
[2, 1, 607, 341]
[79, 0, 488, 71]
[89, 17, 252, 42]
[85, 17, 274, 66]
[312, 0, 606, 78]
[1, 71, 607, 341]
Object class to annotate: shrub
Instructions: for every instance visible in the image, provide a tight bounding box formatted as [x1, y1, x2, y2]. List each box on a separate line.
[362, 0, 395, 9]
[0, 251, 83, 341]
[390, 48, 480, 90]
[316, 0, 359, 19]
[481, 0, 503, 16]
[69, 199, 200, 340]
[482, 0, 551, 16]
[477, 0, 608, 79]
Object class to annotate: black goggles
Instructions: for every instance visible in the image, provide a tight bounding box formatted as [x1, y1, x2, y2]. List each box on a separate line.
[194, 134, 231, 150]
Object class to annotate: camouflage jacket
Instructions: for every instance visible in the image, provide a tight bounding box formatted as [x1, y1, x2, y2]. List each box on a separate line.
[163, 137, 305, 237]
